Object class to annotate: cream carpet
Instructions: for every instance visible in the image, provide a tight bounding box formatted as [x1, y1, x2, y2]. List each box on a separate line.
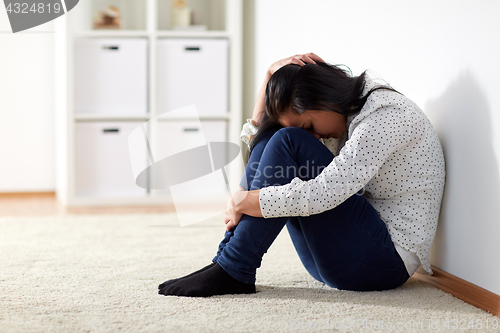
[1, 213, 497, 333]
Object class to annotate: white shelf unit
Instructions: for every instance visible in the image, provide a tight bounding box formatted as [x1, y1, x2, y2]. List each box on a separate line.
[55, 0, 243, 206]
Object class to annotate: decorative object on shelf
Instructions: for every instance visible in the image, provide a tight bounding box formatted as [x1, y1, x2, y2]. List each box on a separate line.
[93, 5, 122, 29]
[174, 8, 207, 31]
[171, 0, 191, 28]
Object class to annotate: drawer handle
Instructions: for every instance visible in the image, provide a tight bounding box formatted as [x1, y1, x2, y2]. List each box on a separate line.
[102, 46, 119, 50]
[183, 128, 199, 132]
[103, 128, 120, 133]
[185, 47, 200, 51]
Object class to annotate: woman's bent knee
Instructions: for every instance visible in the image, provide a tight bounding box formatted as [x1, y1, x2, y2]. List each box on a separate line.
[272, 127, 313, 140]
[267, 127, 322, 150]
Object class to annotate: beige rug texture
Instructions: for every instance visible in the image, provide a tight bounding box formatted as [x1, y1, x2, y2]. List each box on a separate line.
[1, 213, 498, 333]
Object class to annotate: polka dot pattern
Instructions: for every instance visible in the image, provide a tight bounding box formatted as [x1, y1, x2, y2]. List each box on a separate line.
[258, 77, 446, 274]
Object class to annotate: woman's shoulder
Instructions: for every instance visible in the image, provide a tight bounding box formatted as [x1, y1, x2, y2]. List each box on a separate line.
[348, 81, 424, 136]
[360, 74, 421, 117]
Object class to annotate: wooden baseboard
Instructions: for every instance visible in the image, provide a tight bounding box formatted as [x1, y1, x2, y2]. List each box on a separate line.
[414, 266, 500, 318]
[0, 191, 55, 198]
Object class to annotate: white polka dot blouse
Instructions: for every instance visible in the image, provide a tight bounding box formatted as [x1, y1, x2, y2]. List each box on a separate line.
[258, 76, 446, 274]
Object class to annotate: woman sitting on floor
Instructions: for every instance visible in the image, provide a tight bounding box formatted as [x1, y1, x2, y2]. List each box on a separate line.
[158, 53, 445, 297]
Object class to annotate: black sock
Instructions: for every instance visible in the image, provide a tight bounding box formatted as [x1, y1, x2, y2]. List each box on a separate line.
[158, 262, 216, 290]
[158, 262, 256, 297]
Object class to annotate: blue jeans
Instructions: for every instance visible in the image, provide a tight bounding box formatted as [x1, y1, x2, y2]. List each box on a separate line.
[213, 127, 409, 291]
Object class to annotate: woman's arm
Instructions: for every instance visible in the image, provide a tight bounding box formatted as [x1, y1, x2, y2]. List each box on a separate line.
[259, 105, 413, 218]
[250, 71, 271, 127]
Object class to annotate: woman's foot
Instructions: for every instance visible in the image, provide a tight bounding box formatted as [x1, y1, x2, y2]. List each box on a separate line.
[158, 262, 216, 289]
[158, 262, 256, 297]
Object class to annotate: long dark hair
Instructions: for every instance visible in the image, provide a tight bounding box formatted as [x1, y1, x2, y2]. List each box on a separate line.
[248, 62, 399, 156]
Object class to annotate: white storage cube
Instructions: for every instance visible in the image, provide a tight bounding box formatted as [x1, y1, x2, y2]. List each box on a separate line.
[157, 39, 228, 115]
[75, 38, 148, 115]
[152, 120, 227, 196]
[75, 122, 148, 196]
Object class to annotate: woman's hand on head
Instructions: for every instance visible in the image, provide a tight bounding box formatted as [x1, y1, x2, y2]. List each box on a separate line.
[252, 53, 324, 128]
[224, 188, 263, 232]
[268, 52, 325, 76]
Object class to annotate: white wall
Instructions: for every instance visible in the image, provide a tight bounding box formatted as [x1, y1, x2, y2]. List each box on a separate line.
[250, 0, 500, 294]
[0, 11, 55, 192]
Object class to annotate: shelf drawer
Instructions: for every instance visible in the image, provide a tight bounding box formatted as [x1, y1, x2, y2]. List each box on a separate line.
[75, 38, 148, 115]
[154, 120, 226, 158]
[152, 120, 228, 195]
[157, 39, 228, 116]
[75, 122, 148, 196]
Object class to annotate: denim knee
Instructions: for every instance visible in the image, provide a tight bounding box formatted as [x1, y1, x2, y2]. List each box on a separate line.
[271, 127, 311, 141]
[267, 127, 315, 152]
